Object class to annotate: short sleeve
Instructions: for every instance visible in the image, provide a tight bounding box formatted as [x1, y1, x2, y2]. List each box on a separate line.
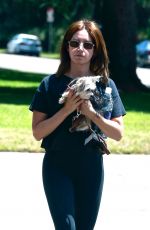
[29, 78, 49, 114]
[109, 79, 126, 118]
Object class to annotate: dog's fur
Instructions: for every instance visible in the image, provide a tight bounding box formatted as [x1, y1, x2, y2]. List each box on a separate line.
[59, 76, 101, 132]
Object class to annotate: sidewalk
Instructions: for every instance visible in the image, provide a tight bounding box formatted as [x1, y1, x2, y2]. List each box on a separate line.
[0, 152, 149, 230]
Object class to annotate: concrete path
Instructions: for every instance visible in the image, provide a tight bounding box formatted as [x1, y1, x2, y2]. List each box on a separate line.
[0, 53, 60, 75]
[0, 152, 150, 230]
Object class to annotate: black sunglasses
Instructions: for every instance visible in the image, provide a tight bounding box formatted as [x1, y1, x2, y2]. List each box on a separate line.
[68, 40, 95, 49]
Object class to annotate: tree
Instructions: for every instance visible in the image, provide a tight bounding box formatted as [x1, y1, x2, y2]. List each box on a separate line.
[0, 0, 149, 91]
[0, 0, 44, 45]
[136, 0, 150, 40]
[101, 0, 149, 91]
[0, 0, 94, 50]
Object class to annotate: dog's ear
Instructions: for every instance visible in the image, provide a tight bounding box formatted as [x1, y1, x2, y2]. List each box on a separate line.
[66, 86, 71, 91]
[92, 76, 101, 82]
[68, 78, 78, 87]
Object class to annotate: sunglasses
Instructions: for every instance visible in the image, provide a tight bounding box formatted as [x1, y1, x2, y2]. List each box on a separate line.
[68, 40, 95, 49]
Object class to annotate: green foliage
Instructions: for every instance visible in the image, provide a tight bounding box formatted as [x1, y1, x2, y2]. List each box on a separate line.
[137, 0, 150, 7]
[136, 0, 150, 40]
[0, 0, 94, 51]
[0, 0, 150, 51]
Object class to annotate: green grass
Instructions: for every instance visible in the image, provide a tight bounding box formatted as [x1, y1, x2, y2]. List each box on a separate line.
[41, 52, 60, 59]
[0, 69, 150, 154]
[0, 49, 6, 53]
[108, 111, 150, 154]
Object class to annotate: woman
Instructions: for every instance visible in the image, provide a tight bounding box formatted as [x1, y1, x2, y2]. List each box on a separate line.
[29, 19, 126, 230]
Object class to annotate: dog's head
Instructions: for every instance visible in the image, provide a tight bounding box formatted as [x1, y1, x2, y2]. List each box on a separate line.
[59, 76, 101, 104]
[68, 76, 101, 99]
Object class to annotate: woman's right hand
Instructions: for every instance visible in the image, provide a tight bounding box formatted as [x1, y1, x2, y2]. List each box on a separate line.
[63, 89, 83, 115]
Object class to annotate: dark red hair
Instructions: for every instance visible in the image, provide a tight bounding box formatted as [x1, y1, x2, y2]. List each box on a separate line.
[56, 19, 109, 83]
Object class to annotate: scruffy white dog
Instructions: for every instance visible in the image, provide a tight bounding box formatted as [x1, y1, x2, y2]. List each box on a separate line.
[58, 75, 110, 154]
[59, 76, 101, 132]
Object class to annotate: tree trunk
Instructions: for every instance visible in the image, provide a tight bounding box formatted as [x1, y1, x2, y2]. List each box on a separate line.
[101, 0, 149, 91]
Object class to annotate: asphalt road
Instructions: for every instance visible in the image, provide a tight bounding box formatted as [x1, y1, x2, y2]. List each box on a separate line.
[0, 53, 150, 87]
[0, 152, 150, 230]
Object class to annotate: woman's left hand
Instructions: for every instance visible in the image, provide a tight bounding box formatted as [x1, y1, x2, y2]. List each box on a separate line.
[79, 100, 95, 118]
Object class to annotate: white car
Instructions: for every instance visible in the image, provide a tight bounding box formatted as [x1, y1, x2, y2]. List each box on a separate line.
[7, 33, 42, 56]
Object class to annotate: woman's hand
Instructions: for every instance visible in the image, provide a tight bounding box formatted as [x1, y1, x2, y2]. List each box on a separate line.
[63, 89, 83, 115]
[79, 99, 95, 118]
[80, 99, 124, 141]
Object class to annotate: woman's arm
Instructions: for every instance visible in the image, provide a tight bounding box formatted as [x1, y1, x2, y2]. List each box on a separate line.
[32, 90, 83, 141]
[80, 100, 124, 141]
[91, 113, 124, 141]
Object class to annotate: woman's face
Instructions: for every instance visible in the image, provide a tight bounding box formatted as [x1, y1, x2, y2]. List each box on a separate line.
[68, 29, 94, 66]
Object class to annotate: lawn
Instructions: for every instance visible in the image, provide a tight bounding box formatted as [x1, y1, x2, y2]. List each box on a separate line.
[0, 69, 150, 154]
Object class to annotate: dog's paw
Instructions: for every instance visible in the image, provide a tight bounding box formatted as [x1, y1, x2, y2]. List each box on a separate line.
[58, 91, 69, 104]
[58, 97, 64, 104]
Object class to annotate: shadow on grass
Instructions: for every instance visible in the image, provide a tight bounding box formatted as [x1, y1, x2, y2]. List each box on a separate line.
[0, 69, 44, 82]
[0, 87, 36, 105]
[0, 86, 150, 113]
[0, 69, 150, 112]
[121, 92, 150, 113]
[0, 69, 44, 105]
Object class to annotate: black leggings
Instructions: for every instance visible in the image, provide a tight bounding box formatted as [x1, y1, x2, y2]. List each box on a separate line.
[42, 148, 104, 230]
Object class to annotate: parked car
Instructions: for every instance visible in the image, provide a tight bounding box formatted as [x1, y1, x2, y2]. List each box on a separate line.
[7, 33, 42, 56]
[136, 40, 150, 67]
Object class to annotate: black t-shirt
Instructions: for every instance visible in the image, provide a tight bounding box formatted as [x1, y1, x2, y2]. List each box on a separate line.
[29, 74, 126, 151]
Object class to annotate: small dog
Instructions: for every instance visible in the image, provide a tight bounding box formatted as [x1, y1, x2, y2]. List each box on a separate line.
[59, 76, 101, 132]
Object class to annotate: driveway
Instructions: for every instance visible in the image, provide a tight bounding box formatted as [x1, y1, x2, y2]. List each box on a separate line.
[0, 53, 60, 75]
[0, 152, 149, 230]
[0, 53, 150, 87]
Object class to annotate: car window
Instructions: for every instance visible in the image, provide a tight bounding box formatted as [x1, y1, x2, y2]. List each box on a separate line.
[22, 38, 40, 44]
